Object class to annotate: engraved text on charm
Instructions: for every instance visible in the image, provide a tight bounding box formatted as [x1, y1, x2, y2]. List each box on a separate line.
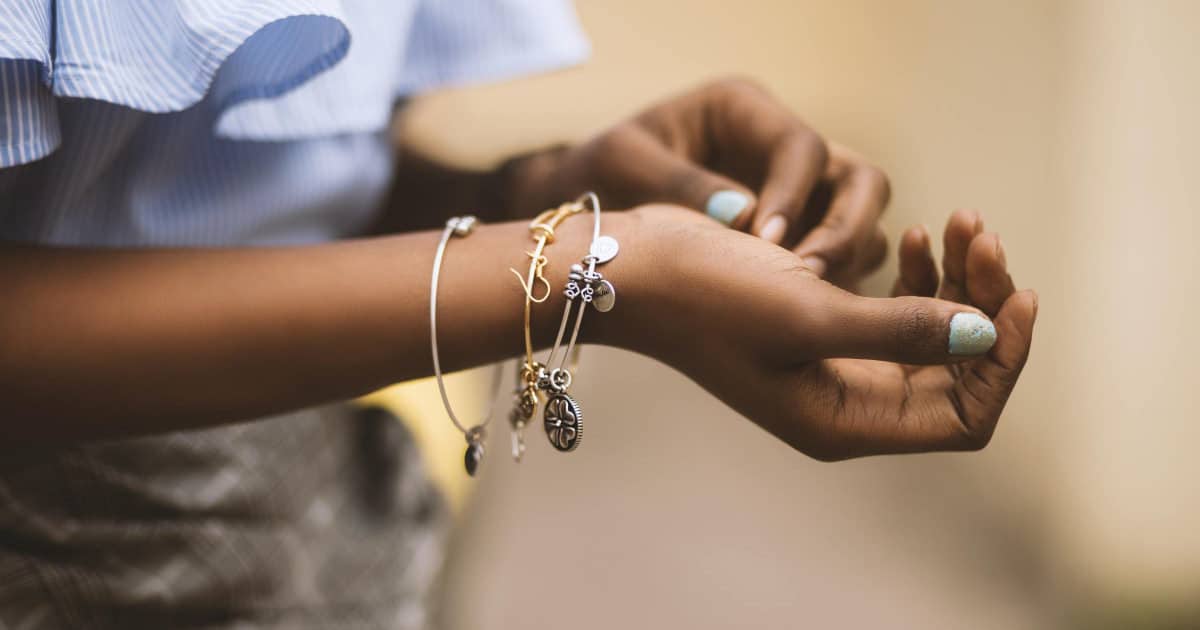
[592, 279, 615, 312]
[544, 393, 583, 452]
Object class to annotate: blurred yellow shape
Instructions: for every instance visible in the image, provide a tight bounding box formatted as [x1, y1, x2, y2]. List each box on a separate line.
[357, 367, 494, 514]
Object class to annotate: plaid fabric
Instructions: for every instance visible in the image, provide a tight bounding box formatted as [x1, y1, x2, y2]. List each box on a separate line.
[0, 405, 448, 629]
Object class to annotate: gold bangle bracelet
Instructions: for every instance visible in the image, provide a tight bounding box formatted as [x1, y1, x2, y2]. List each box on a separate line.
[506, 200, 585, 461]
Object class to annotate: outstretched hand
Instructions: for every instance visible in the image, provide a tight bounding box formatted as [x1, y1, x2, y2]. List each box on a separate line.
[606, 205, 1037, 460]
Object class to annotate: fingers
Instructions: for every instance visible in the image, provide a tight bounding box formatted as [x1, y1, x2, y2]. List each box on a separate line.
[964, 232, 1015, 317]
[891, 226, 939, 297]
[792, 149, 891, 278]
[750, 130, 829, 244]
[593, 124, 758, 227]
[938, 209, 983, 303]
[694, 78, 830, 242]
[946, 289, 1038, 448]
[801, 286, 996, 365]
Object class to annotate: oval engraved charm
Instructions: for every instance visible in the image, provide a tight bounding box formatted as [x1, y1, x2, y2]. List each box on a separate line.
[592, 279, 615, 312]
[544, 393, 583, 452]
[589, 235, 620, 264]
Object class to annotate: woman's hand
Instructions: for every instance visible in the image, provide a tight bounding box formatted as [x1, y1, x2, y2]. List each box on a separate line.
[599, 205, 1037, 460]
[507, 78, 891, 288]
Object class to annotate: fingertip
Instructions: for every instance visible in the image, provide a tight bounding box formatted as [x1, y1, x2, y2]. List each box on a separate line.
[948, 208, 977, 229]
[967, 232, 1003, 266]
[1011, 288, 1039, 326]
[901, 225, 926, 251]
[802, 255, 828, 277]
[948, 311, 997, 356]
[758, 214, 789, 245]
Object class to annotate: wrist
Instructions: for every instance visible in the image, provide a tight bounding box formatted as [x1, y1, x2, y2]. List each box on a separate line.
[531, 208, 655, 352]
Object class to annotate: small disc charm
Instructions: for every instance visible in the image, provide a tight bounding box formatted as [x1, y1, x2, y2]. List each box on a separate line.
[589, 236, 620, 264]
[543, 393, 583, 452]
[592, 279, 616, 312]
[464, 442, 484, 476]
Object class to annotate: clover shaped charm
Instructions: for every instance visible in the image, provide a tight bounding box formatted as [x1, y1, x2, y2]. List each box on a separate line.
[543, 393, 583, 452]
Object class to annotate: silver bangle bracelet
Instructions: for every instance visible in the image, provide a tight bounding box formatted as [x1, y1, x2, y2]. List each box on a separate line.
[429, 215, 503, 476]
[537, 192, 620, 453]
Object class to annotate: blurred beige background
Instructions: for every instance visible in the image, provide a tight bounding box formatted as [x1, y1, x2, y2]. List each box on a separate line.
[401, 0, 1200, 627]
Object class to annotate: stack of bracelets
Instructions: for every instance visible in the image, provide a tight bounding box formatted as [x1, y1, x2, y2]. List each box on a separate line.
[428, 193, 618, 476]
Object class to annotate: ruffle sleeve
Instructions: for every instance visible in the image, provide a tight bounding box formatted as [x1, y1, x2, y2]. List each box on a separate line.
[0, 0, 351, 167]
[396, 0, 590, 95]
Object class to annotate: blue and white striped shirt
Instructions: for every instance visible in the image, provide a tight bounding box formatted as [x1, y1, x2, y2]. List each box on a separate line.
[0, 0, 589, 246]
[0, 2, 589, 627]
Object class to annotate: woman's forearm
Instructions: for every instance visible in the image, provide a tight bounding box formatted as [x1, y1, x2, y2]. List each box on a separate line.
[0, 212, 639, 448]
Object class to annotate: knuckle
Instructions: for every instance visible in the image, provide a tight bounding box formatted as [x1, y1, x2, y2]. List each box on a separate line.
[857, 164, 892, 207]
[804, 444, 847, 463]
[591, 123, 636, 154]
[666, 167, 711, 204]
[894, 300, 939, 354]
[793, 128, 830, 168]
[961, 427, 995, 451]
[710, 74, 767, 98]
[811, 225, 854, 266]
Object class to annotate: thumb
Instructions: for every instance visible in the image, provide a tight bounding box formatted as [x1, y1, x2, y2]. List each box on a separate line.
[808, 290, 997, 364]
[608, 126, 757, 229]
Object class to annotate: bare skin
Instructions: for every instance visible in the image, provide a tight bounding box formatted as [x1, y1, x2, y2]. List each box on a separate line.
[0, 203, 1034, 460]
[0, 79, 1037, 460]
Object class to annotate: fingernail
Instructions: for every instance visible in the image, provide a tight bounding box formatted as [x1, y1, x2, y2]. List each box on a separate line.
[995, 236, 1007, 267]
[759, 214, 788, 244]
[706, 190, 749, 225]
[948, 312, 996, 356]
[802, 256, 827, 277]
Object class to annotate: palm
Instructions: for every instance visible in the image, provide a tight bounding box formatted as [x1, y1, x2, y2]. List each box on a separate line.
[804, 210, 1036, 458]
[620, 204, 1035, 461]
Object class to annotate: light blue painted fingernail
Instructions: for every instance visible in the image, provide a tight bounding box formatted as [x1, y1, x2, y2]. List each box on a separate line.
[948, 312, 997, 356]
[706, 190, 750, 225]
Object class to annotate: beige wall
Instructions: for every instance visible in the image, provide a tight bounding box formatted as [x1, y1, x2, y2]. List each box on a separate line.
[404, 1, 1200, 626]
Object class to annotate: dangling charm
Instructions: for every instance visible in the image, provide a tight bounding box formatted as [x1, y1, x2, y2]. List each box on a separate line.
[464, 425, 486, 476]
[529, 193, 617, 456]
[543, 392, 583, 452]
[508, 362, 542, 461]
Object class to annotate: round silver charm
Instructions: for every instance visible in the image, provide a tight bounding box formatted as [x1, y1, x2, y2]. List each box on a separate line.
[543, 393, 583, 452]
[588, 236, 620, 264]
[592, 279, 616, 312]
